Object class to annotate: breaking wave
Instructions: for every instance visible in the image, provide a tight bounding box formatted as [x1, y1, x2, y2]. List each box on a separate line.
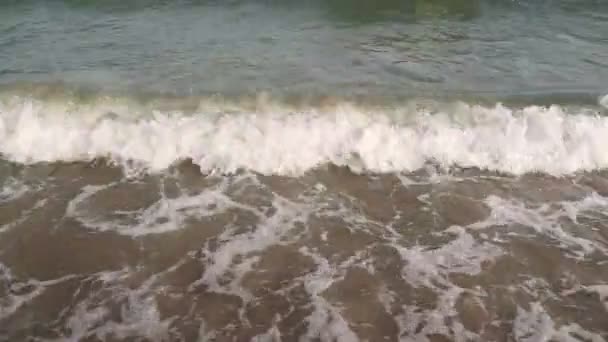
[1, 95, 607, 175]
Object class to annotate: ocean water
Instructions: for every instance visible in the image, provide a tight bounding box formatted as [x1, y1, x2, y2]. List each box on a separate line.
[1, 1, 608, 341]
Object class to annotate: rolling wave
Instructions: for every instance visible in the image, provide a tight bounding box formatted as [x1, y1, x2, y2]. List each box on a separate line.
[1, 95, 607, 175]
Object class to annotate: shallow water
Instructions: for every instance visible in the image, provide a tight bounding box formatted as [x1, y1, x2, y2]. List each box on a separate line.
[1, 1, 608, 341]
[1, 0, 607, 100]
[2, 162, 608, 341]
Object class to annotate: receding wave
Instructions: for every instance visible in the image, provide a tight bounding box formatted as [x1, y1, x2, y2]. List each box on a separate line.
[1, 94, 607, 176]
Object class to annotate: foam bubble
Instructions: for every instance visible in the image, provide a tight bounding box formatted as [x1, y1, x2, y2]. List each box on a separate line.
[513, 302, 606, 342]
[397, 226, 503, 289]
[65, 181, 234, 236]
[472, 194, 608, 258]
[0, 198, 47, 234]
[600, 93, 608, 109]
[60, 270, 172, 342]
[1, 97, 608, 175]
[298, 247, 360, 342]
[563, 284, 608, 313]
[396, 287, 479, 342]
[250, 324, 282, 342]
[195, 194, 311, 299]
[586, 285, 608, 312]
[0, 177, 39, 204]
[0, 263, 76, 321]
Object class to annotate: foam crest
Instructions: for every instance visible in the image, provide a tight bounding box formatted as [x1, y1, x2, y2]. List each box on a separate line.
[1, 97, 608, 175]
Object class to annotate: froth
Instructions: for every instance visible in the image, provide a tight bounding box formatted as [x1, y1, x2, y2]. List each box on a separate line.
[473, 193, 608, 258]
[600, 93, 608, 109]
[1, 97, 607, 175]
[65, 181, 235, 236]
[0, 178, 31, 204]
[513, 302, 606, 342]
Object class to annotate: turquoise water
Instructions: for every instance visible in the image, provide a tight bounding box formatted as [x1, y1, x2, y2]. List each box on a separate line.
[1, 0, 606, 102]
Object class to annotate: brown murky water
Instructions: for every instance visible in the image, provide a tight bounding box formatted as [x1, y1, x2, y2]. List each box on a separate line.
[1, 161, 607, 341]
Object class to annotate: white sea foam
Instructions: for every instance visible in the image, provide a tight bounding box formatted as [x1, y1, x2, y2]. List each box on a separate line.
[298, 247, 361, 342]
[0, 263, 76, 321]
[65, 181, 235, 236]
[0, 178, 31, 203]
[1, 97, 607, 175]
[397, 226, 503, 289]
[0, 198, 47, 234]
[194, 193, 311, 300]
[600, 93, 608, 109]
[513, 302, 606, 342]
[563, 284, 608, 313]
[56, 268, 172, 342]
[471, 193, 608, 258]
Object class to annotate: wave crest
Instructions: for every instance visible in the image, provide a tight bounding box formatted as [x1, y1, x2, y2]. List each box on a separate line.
[0, 96, 606, 175]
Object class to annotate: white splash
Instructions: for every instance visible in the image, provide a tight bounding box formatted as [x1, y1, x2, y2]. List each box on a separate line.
[1, 97, 608, 175]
